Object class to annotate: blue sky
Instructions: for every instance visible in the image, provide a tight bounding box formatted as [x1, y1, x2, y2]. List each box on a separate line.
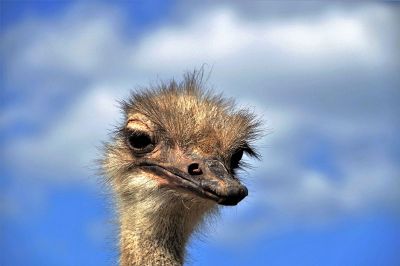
[1, 1, 399, 266]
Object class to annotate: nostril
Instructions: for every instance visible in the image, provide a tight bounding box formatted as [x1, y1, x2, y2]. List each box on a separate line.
[188, 163, 203, 175]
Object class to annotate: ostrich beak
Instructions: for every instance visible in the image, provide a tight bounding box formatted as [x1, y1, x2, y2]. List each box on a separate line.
[195, 159, 248, 206]
[139, 158, 248, 206]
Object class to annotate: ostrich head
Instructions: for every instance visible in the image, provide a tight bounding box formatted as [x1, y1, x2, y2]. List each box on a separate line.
[102, 71, 261, 265]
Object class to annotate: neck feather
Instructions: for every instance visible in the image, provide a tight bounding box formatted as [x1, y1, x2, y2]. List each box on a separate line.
[118, 191, 214, 266]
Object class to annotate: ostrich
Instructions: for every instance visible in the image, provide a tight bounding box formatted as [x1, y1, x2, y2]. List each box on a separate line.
[102, 71, 261, 265]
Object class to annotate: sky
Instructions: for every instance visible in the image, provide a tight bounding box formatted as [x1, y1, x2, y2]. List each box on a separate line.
[1, 1, 399, 266]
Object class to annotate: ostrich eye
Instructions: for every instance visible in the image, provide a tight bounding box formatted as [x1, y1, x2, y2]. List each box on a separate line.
[230, 149, 244, 169]
[127, 132, 154, 153]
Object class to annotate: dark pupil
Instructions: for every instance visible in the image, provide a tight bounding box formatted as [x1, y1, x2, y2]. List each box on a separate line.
[231, 149, 243, 169]
[128, 133, 152, 149]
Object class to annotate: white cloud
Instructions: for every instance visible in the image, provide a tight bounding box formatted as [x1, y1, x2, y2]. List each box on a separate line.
[2, 2, 399, 240]
[134, 7, 385, 71]
[5, 85, 123, 182]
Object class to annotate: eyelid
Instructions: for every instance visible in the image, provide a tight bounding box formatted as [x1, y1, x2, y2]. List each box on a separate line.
[124, 128, 152, 138]
[125, 119, 152, 132]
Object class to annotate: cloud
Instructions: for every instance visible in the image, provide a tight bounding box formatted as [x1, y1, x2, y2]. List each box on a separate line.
[136, 7, 384, 69]
[5, 87, 122, 182]
[1, 2, 399, 240]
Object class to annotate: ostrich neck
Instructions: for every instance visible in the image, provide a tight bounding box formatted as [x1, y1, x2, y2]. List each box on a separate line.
[119, 196, 210, 266]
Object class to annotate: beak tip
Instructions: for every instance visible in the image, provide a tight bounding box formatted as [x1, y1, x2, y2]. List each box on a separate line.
[217, 184, 248, 206]
[241, 186, 248, 197]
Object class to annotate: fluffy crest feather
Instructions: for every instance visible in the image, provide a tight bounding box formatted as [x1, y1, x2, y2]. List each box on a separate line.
[120, 70, 262, 159]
